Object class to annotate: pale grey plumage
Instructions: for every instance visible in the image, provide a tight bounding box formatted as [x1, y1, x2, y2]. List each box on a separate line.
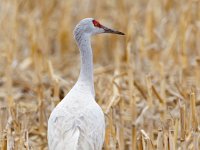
[48, 18, 124, 150]
[48, 83, 105, 150]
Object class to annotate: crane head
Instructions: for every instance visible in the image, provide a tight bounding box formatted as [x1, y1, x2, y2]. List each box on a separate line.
[92, 19, 125, 35]
[74, 18, 125, 38]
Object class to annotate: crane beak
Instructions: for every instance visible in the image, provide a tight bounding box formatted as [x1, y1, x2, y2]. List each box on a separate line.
[102, 26, 125, 35]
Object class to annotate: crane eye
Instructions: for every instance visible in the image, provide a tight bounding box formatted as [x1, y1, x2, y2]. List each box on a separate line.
[92, 20, 102, 28]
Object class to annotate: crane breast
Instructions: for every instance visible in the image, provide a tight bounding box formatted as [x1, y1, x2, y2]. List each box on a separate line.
[48, 101, 105, 150]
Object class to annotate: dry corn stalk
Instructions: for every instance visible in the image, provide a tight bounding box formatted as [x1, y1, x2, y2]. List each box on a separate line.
[190, 92, 198, 131]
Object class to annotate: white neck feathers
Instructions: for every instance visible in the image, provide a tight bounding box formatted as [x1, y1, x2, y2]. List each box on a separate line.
[74, 31, 95, 96]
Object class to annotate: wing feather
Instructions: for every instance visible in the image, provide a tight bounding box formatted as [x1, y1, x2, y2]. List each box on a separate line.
[48, 99, 105, 150]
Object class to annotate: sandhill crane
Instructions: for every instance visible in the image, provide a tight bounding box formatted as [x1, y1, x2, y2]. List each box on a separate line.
[48, 18, 124, 150]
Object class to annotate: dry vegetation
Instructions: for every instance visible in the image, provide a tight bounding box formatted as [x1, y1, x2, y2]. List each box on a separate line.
[0, 0, 200, 149]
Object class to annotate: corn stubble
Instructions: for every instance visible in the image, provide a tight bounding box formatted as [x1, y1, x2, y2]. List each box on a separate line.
[0, 0, 200, 149]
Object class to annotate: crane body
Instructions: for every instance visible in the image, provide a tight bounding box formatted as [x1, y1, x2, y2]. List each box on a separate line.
[48, 18, 124, 150]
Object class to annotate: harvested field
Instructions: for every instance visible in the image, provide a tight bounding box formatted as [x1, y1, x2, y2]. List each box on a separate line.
[0, 0, 200, 149]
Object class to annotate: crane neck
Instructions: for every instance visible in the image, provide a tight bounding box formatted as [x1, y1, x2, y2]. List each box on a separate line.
[76, 34, 95, 96]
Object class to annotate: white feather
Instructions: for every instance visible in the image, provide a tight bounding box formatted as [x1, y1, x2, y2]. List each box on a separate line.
[48, 82, 105, 150]
[48, 18, 115, 150]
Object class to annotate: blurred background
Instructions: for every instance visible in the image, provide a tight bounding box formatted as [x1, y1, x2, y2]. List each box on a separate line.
[0, 0, 200, 149]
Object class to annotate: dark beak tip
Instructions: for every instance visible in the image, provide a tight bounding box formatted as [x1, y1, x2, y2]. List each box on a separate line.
[116, 31, 125, 35]
[103, 26, 125, 35]
[111, 30, 125, 35]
